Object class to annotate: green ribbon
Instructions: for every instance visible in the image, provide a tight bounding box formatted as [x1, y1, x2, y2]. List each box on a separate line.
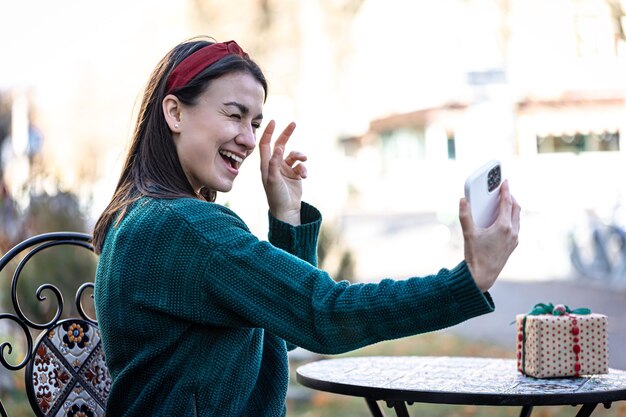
[526, 302, 591, 316]
[519, 302, 591, 375]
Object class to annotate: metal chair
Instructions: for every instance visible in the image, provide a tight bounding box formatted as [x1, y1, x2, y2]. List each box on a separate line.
[0, 232, 110, 417]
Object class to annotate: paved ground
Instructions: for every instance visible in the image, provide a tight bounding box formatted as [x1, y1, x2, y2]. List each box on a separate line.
[442, 278, 626, 369]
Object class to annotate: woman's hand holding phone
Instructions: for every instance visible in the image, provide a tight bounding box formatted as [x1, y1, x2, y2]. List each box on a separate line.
[460, 175, 521, 293]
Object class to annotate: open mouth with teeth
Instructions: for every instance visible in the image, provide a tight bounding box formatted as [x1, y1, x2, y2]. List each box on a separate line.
[219, 150, 243, 170]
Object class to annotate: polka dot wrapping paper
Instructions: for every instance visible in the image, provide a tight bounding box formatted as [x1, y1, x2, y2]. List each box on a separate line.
[515, 313, 608, 378]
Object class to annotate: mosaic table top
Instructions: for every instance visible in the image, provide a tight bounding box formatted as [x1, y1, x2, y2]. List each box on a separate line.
[296, 356, 626, 406]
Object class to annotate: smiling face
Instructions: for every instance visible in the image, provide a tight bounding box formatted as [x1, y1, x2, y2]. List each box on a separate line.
[164, 71, 265, 194]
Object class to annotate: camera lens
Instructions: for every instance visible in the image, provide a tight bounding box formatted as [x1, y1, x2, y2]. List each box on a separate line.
[487, 166, 501, 192]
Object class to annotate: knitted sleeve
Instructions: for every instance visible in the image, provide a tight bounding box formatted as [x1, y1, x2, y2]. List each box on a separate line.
[145, 198, 494, 355]
[266, 202, 321, 266]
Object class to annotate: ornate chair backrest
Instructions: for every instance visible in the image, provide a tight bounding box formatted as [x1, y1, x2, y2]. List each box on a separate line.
[0, 232, 110, 417]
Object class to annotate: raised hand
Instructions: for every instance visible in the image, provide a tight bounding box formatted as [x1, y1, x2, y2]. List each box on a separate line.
[259, 120, 308, 225]
[459, 180, 521, 292]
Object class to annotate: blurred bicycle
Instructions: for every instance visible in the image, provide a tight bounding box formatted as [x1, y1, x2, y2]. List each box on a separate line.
[569, 208, 626, 284]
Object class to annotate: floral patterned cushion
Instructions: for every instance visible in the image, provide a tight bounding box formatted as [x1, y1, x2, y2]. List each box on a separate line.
[26, 319, 110, 417]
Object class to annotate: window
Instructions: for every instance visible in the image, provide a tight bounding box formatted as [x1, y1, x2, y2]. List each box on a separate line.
[380, 128, 425, 172]
[536, 130, 620, 153]
[447, 132, 456, 160]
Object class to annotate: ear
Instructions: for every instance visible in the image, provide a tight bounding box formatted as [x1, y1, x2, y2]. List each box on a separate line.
[162, 94, 183, 132]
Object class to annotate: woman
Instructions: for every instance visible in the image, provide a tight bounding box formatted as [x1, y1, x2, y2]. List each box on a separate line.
[92, 37, 520, 416]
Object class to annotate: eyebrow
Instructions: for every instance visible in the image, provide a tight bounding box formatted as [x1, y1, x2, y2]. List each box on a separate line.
[223, 102, 263, 120]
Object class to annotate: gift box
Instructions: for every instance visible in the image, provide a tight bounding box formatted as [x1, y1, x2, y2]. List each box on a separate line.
[516, 303, 608, 378]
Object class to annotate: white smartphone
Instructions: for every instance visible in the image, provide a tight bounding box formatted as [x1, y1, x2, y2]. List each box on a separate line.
[464, 160, 503, 228]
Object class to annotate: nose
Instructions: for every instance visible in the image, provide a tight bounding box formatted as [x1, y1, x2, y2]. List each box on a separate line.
[235, 124, 256, 150]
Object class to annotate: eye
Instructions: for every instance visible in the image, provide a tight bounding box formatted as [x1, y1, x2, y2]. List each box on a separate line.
[252, 122, 261, 130]
[230, 114, 242, 120]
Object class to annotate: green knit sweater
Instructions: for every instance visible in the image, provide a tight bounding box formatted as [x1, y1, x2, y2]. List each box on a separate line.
[94, 197, 494, 416]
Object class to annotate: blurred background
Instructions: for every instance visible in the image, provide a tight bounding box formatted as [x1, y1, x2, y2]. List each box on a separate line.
[2, 0, 626, 415]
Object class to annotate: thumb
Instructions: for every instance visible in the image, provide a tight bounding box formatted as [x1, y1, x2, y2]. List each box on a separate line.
[459, 197, 475, 232]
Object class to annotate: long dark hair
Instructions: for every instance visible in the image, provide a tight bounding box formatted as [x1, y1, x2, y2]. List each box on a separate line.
[92, 37, 268, 253]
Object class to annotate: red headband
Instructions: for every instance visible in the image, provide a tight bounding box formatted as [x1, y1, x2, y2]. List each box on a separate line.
[165, 40, 247, 93]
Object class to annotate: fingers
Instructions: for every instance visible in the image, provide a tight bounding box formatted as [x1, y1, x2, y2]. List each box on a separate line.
[292, 160, 308, 179]
[273, 122, 297, 150]
[274, 150, 308, 179]
[261, 121, 297, 160]
[496, 180, 513, 222]
[509, 195, 521, 251]
[458, 197, 474, 234]
[269, 122, 297, 171]
[487, 180, 520, 235]
[511, 195, 521, 231]
[259, 120, 276, 152]
[260, 121, 297, 176]
[259, 120, 276, 179]
[259, 121, 307, 184]
[284, 151, 307, 168]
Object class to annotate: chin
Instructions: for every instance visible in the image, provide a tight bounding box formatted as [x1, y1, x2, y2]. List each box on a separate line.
[212, 183, 235, 193]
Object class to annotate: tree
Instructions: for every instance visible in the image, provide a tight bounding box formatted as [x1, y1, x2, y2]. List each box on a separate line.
[1, 189, 96, 325]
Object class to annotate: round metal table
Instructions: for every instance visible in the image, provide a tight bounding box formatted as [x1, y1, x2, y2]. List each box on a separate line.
[296, 356, 626, 417]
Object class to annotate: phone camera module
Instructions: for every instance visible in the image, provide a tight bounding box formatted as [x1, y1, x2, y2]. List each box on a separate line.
[487, 166, 501, 192]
